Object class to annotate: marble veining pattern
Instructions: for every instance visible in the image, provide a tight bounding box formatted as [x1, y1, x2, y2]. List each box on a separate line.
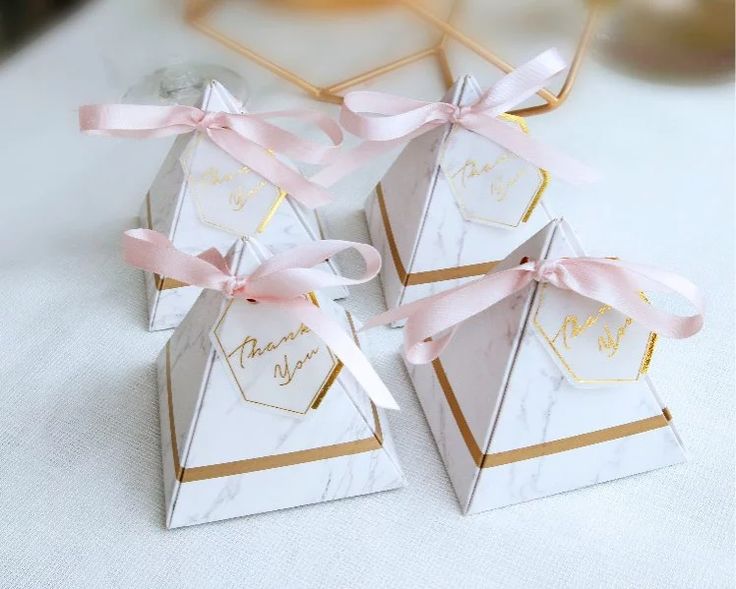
[155, 241, 405, 527]
[470, 426, 685, 514]
[403, 220, 685, 513]
[184, 292, 386, 465]
[155, 348, 178, 523]
[438, 222, 555, 449]
[140, 80, 345, 332]
[489, 221, 677, 451]
[406, 360, 480, 513]
[364, 75, 557, 315]
[169, 450, 404, 528]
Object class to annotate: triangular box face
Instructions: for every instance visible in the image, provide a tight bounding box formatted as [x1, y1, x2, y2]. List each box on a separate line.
[140, 80, 347, 332]
[405, 219, 686, 514]
[156, 240, 405, 528]
[365, 74, 554, 320]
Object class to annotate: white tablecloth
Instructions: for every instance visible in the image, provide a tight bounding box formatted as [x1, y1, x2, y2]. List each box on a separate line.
[0, 1, 732, 587]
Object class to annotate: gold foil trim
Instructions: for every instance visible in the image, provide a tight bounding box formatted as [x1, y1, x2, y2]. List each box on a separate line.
[501, 113, 550, 225]
[376, 184, 499, 286]
[181, 134, 288, 238]
[179, 435, 381, 483]
[445, 113, 550, 228]
[256, 188, 288, 234]
[432, 358, 484, 465]
[155, 275, 188, 291]
[639, 332, 658, 374]
[532, 283, 658, 384]
[310, 359, 343, 410]
[480, 413, 671, 468]
[165, 308, 382, 484]
[145, 192, 189, 291]
[212, 292, 343, 416]
[166, 341, 184, 482]
[430, 356, 673, 469]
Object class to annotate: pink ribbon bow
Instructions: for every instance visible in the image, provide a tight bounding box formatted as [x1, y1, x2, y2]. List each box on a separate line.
[123, 229, 399, 410]
[80, 104, 344, 208]
[312, 48, 596, 188]
[363, 256, 704, 365]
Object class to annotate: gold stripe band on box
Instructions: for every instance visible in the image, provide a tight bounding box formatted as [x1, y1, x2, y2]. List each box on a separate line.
[165, 311, 383, 484]
[376, 184, 499, 286]
[145, 192, 187, 291]
[431, 357, 673, 469]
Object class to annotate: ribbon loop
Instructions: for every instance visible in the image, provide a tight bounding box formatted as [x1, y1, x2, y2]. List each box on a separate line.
[80, 103, 343, 209]
[312, 47, 597, 188]
[364, 256, 704, 365]
[122, 229, 399, 410]
[475, 47, 567, 115]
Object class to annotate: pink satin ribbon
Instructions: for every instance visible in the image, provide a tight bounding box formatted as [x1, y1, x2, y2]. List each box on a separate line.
[363, 256, 704, 365]
[123, 229, 399, 410]
[80, 104, 343, 208]
[312, 48, 596, 188]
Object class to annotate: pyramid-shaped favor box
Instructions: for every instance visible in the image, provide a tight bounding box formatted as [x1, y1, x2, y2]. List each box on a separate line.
[405, 219, 686, 514]
[365, 74, 557, 320]
[156, 239, 405, 528]
[141, 80, 346, 332]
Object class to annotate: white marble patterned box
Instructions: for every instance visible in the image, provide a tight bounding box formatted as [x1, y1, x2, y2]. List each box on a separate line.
[156, 239, 405, 528]
[365, 74, 555, 322]
[405, 219, 686, 514]
[139, 80, 346, 332]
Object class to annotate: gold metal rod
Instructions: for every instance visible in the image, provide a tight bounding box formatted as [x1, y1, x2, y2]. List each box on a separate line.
[314, 90, 345, 105]
[404, 0, 513, 70]
[556, 1, 600, 103]
[508, 103, 553, 117]
[435, 45, 455, 88]
[189, 18, 323, 98]
[404, 0, 565, 108]
[325, 46, 438, 94]
[434, 1, 462, 89]
[184, 0, 220, 21]
[188, 7, 441, 104]
[436, 0, 460, 51]
[185, 0, 595, 110]
[510, 1, 601, 116]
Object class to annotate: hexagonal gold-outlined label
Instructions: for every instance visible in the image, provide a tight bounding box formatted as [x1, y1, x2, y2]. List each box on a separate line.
[441, 114, 549, 229]
[211, 294, 342, 416]
[532, 284, 657, 387]
[181, 134, 288, 237]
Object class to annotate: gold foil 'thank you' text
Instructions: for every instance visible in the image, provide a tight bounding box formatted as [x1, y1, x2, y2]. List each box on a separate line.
[273, 349, 320, 387]
[449, 155, 526, 202]
[551, 305, 633, 359]
[226, 323, 321, 387]
[197, 166, 270, 211]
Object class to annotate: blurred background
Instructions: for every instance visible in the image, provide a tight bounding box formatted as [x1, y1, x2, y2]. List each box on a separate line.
[0, 0, 83, 57]
[0, 2, 733, 588]
[1, 0, 732, 92]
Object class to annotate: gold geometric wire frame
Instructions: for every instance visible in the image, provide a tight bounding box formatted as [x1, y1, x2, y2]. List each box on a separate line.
[185, 0, 602, 115]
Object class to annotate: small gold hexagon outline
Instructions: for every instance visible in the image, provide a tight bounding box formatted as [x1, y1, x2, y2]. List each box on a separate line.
[181, 134, 288, 237]
[442, 113, 550, 229]
[532, 283, 658, 385]
[212, 293, 343, 415]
